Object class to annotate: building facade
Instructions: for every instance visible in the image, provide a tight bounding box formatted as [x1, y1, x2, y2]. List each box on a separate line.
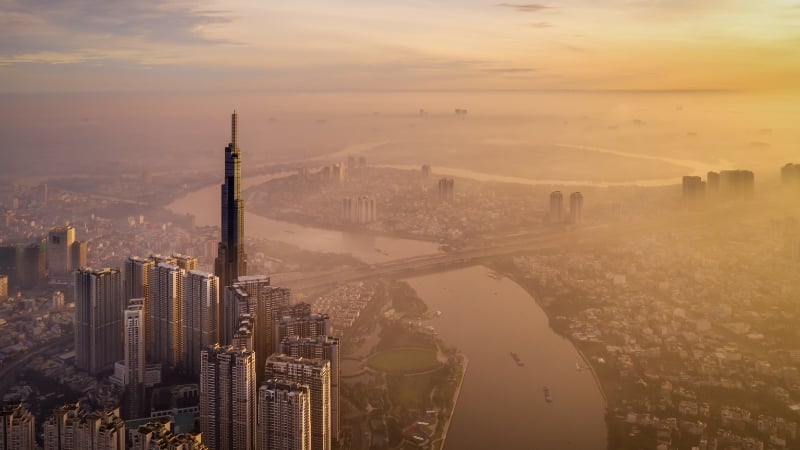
[70, 241, 87, 271]
[280, 336, 341, 442]
[438, 178, 454, 201]
[264, 355, 331, 450]
[74, 268, 124, 375]
[0, 402, 35, 450]
[341, 196, 377, 224]
[182, 270, 219, 377]
[150, 263, 184, 369]
[200, 345, 256, 450]
[549, 191, 563, 223]
[43, 405, 124, 450]
[125, 301, 146, 419]
[273, 305, 330, 353]
[47, 226, 75, 276]
[225, 275, 290, 383]
[569, 192, 584, 224]
[257, 380, 311, 450]
[124, 256, 155, 361]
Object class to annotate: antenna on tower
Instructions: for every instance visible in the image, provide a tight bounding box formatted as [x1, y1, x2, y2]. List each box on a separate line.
[231, 110, 238, 149]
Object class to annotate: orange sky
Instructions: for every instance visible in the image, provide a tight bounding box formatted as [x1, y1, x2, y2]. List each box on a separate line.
[1, 0, 799, 92]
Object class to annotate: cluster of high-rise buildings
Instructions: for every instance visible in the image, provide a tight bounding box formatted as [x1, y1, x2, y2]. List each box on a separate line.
[548, 191, 583, 225]
[682, 163, 800, 200]
[0, 225, 87, 292]
[438, 178, 455, 201]
[1, 112, 340, 450]
[297, 159, 359, 186]
[317, 164, 347, 185]
[341, 196, 377, 224]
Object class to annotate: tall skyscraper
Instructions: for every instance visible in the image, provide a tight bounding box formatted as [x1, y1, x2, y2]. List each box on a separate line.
[569, 192, 584, 225]
[200, 345, 256, 450]
[215, 111, 248, 292]
[0, 401, 35, 450]
[124, 256, 155, 360]
[124, 301, 146, 419]
[280, 336, 340, 442]
[264, 355, 331, 450]
[150, 263, 184, 369]
[549, 191, 563, 223]
[74, 268, 124, 375]
[438, 178, 454, 201]
[224, 275, 290, 383]
[124, 257, 153, 302]
[257, 380, 311, 450]
[47, 225, 75, 276]
[182, 270, 219, 377]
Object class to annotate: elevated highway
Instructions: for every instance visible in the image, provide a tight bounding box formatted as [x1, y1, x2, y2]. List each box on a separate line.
[282, 226, 599, 292]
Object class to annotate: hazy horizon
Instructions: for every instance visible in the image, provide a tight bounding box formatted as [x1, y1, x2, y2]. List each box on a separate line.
[1, 90, 798, 184]
[2, 3, 800, 450]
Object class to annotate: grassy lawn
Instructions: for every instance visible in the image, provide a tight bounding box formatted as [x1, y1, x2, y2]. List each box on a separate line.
[367, 348, 440, 374]
[386, 372, 438, 409]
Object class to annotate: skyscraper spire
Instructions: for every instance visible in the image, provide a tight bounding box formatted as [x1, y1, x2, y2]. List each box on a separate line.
[231, 110, 238, 152]
[215, 111, 247, 309]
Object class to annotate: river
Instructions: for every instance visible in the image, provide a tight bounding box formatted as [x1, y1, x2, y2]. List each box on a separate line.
[166, 159, 613, 450]
[378, 142, 730, 188]
[407, 266, 607, 450]
[166, 173, 442, 264]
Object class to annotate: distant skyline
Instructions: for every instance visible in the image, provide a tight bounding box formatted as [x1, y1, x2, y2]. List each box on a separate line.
[1, 0, 799, 93]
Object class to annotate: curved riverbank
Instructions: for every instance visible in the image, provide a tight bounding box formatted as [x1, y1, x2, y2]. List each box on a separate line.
[438, 355, 468, 450]
[406, 266, 606, 449]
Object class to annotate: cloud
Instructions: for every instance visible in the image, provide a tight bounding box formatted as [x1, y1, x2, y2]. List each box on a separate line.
[495, 3, 554, 13]
[482, 67, 539, 74]
[528, 22, 553, 28]
[0, 0, 234, 62]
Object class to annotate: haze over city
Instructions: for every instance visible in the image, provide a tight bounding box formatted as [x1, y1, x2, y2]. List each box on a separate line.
[1, 1, 799, 450]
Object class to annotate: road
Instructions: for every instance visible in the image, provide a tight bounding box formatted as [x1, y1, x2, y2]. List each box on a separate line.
[0, 335, 73, 394]
[280, 216, 673, 294]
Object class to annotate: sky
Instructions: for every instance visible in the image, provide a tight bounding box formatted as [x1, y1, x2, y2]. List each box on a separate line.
[1, 0, 799, 93]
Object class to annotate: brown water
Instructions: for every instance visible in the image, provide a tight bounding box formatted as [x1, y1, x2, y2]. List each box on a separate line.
[406, 266, 607, 450]
[166, 174, 442, 264]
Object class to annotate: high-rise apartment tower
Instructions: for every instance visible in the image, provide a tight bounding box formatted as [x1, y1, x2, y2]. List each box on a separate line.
[74, 268, 124, 375]
[200, 345, 256, 450]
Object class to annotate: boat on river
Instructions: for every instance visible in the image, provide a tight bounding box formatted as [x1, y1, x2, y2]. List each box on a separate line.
[510, 352, 524, 367]
[543, 386, 553, 403]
